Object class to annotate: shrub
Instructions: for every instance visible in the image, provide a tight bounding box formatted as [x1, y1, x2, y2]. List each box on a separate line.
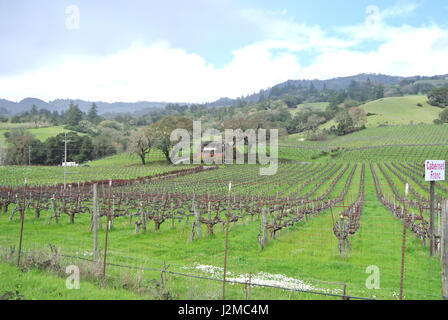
[428, 87, 448, 107]
[306, 130, 328, 141]
[440, 108, 448, 123]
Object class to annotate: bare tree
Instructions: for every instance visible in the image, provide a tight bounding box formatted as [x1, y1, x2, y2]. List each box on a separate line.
[0, 143, 6, 165]
[128, 131, 151, 165]
[306, 114, 325, 133]
[348, 107, 367, 127]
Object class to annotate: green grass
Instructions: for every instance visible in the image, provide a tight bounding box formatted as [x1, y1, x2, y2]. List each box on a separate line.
[282, 124, 448, 161]
[0, 163, 195, 187]
[290, 102, 328, 115]
[0, 162, 442, 300]
[319, 95, 441, 130]
[0, 125, 79, 145]
[359, 95, 442, 127]
[27, 126, 79, 141]
[0, 263, 144, 300]
[89, 150, 167, 167]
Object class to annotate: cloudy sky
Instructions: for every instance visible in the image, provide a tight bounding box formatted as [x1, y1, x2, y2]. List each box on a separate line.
[1, 0, 448, 103]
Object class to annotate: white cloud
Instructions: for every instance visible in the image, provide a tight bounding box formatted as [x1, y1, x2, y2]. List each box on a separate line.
[300, 23, 448, 79]
[1, 1, 448, 103]
[0, 41, 301, 103]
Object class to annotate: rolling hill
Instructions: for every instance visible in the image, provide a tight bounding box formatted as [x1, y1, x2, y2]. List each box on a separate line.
[2, 73, 448, 116]
[311, 95, 444, 130]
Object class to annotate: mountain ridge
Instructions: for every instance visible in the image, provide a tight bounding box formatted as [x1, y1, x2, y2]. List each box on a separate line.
[1, 73, 447, 116]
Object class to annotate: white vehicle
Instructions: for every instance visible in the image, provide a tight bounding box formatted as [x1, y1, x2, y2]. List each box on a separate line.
[62, 162, 78, 167]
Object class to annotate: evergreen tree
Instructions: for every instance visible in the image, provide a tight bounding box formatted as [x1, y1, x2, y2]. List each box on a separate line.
[87, 103, 100, 124]
[65, 102, 84, 126]
[309, 82, 318, 96]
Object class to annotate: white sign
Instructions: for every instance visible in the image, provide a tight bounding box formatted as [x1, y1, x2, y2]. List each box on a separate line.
[425, 160, 445, 181]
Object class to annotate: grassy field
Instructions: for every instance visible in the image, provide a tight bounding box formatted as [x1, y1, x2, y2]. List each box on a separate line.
[290, 102, 328, 115]
[0, 125, 77, 145]
[317, 95, 442, 130]
[27, 126, 77, 141]
[88, 151, 167, 167]
[359, 95, 442, 127]
[0, 263, 144, 300]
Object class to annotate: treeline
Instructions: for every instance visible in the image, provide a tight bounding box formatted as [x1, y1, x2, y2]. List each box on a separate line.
[3, 131, 115, 166]
[268, 79, 385, 103]
[7, 102, 101, 128]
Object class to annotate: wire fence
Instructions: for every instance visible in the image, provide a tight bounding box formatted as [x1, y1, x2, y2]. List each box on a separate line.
[0, 200, 444, 300]
[0, 247, 373, 300]
[0, 161, 446, 300]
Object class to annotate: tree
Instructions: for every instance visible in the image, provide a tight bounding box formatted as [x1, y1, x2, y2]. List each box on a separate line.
[439, 108, 448, 123]
[306, 114, 325, 133]
[309, 82, 318, 96]
[128, 131, 151, 165]
[44, 132, 93, 165]
[334, 110, 355, 136]
[65, 102, 84, 126]
[283, 95, 302, 108]
[326, 93, 340, 115]
[375, 84, 384, 99]
[348, 80, 359, 99]
[348, 107, 367, 127]
[29, 139, 47, 164]
[93, 135, 117, 159]
[75, 137, 94, 163]
[87, 103, 100, 124]
[428, 87, 448, 107]
[30, 105, 38, 116]
[5, 129, 35, 165]
[148, 116, 193, 164]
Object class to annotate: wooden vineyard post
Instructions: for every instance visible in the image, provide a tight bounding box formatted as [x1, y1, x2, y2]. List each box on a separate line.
[261, 208, 268, 250]
[141, 203, 147, 233]
[246, 272, 252, 300]
[442, 200, 448, 300]
[438, 202, 441, 255]
[17, 178, 27, 267]
[93, 183, 98, 263]
[207, 197, 213, 236]
[170, 201, 175, 229]
[194, 205, 202, 239]
[400, 183, 409, 300]
[342, 281, 349, 300]
[102, 180, 112, 284]
[190, 219, 196, 241]
[430, 180, 435, 257]
[222, 181, 231, 300]
[189, 193, 201, 241]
